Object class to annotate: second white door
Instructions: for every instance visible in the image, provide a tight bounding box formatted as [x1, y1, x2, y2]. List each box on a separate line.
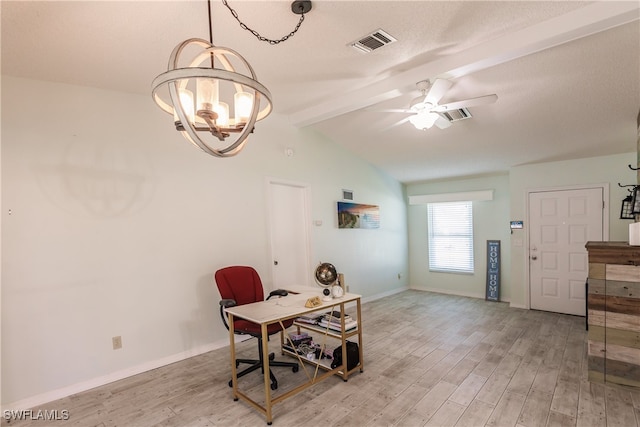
[267, 180, 312, 291]
[529, 187, 603, 316]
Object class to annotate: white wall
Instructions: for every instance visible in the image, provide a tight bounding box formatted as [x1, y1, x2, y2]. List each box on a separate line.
[0, 77, 409, 406]
[406, 174, 511, 300]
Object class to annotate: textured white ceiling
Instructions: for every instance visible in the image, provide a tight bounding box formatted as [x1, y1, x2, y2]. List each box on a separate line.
[2, 1, 639, 183]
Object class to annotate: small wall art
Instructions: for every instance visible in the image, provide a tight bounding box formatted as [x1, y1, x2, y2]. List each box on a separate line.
[337, 202, 380, 229]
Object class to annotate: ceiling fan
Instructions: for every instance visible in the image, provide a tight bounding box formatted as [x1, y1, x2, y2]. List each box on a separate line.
[382, 79, 498, 131]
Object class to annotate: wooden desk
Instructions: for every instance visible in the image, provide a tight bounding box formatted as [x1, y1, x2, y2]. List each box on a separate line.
[225, 292, 363, 424]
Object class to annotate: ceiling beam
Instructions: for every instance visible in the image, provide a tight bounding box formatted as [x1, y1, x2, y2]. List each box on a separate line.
[289, 1, 639, 128]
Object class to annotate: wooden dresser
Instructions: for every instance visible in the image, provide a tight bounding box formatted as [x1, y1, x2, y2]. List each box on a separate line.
[586, 241, 640, 389]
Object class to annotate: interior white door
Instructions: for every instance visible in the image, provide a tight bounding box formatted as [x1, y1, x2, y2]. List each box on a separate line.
[267, 180, 312, 291]
[529, 188, 603, 316]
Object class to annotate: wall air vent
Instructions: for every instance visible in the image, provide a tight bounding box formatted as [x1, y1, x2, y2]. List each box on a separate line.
[440, 108, 472, 122]
[349, 29, 397, 53]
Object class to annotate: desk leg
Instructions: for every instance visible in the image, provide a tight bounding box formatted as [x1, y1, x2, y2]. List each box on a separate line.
[356, 298, 364, 373]
[340, 301, 348, 380]
[262, 323, 273, 425]
[229, 314, 238, 400]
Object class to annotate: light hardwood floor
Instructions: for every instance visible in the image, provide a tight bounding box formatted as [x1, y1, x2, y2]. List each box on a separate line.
[3, 290, 640, 427]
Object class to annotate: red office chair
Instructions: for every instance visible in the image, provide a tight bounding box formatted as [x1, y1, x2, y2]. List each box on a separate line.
[215, 266, 298, 390]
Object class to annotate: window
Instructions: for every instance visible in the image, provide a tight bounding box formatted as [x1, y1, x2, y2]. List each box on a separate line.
[427, 201, 474, 273]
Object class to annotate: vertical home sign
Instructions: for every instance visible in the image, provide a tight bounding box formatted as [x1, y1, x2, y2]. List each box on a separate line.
[486, 240, 500, 301]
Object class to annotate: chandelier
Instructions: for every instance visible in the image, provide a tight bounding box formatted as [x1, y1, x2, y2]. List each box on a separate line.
[152, 0, 312, 157]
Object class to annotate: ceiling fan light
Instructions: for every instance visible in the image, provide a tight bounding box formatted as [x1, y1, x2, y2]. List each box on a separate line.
[409, 112, 439, 130]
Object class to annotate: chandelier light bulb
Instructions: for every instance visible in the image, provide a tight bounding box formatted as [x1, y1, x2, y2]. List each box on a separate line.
[196, 78, 219, 114]
[214, 101, 230, 127]
[173, 89, 195, 127]
[234, 91, 254, 126]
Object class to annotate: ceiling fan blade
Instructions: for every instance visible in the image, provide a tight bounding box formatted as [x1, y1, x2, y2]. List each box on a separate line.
[425, 79, 453, 105]
[433, 94, 498, 112]
[434, 116, 452, 129]
[382, 116, 412, 131]
[367, 108, 413, 114]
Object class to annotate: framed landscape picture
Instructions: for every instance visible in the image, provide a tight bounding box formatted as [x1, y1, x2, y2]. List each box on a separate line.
[337, 202, 380, 229]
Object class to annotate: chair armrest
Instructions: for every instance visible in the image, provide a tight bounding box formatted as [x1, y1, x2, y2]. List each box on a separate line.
[266, 289, 288, 300]
[219, 299, 236, 331]
[219, 299, 237, 308]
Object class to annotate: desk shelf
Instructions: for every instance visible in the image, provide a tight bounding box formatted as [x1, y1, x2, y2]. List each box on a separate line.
[281, 345, 333, 370]
[284, 318, 362, 381]
[292, 320, 359, 340]
[281, 344, 362, 377]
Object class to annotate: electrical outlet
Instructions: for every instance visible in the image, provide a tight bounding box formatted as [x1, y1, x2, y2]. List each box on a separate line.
[112, 336, 122, 350]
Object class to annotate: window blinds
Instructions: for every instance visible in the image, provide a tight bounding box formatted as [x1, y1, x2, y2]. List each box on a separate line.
[427, 201, 474, 273]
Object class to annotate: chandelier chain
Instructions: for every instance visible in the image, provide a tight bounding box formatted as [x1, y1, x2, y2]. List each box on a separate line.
[221, 0, 306, 45]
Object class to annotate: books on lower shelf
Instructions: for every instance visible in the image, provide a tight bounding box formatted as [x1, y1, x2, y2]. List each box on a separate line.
[296, 312, 324, 325]
[318, 318, 358, 332]
[296, 310, 358, 332]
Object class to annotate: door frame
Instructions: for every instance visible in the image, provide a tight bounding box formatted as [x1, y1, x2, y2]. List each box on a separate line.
[524, 183, 609, 310]
[264, 176, 314, 290]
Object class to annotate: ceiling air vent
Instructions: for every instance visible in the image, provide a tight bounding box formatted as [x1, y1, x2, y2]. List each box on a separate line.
[349, 29, 397, 53]
[440, 108, 472, 122]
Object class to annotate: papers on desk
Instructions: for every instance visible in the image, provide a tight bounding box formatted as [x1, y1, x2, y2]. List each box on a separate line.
[273, 293, 313, 307]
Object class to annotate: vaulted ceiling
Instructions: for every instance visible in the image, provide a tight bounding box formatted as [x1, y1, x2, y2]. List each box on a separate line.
[2, 1, 639, 183]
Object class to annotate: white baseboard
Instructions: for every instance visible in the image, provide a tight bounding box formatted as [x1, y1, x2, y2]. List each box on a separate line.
[412, 286, 485, 300]
[362, 286, 408, 304]
[508, 302, 527, 309]
[2, 337, 239, 412]
[409, 286, 512, 304]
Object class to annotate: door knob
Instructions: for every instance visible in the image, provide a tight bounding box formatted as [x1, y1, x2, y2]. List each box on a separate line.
[274, 260, 278, 265]
[531, 256, 537, 260]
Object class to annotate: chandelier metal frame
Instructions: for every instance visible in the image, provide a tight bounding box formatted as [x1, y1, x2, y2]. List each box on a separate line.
[152, 38, 272, 157]
[152, 1, 310, 158]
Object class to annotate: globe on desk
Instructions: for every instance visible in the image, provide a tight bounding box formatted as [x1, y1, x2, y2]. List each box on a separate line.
[314, 262, 343, 300]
